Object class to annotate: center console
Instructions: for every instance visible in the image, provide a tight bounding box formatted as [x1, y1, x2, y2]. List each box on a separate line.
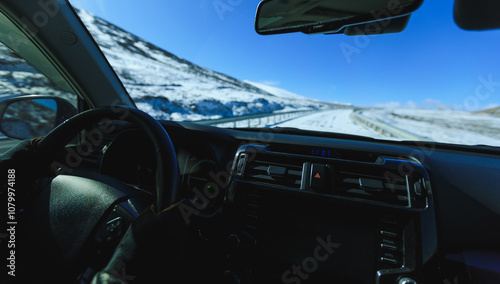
[222, 144, 438, 284]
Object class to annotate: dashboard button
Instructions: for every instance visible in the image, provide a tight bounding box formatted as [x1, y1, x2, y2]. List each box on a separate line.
[380, 243, 397, 251]
[380, 256, 401, 268]
[381, 230, 398, 238]
[310, 163, 326, 192]
[381, 250, 399, 260]
[399, 277, 417, 284]
[380, 257, 398, 265]
[381, 237, 397, 247]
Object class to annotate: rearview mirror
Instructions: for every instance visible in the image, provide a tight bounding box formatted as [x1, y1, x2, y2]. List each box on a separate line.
[0, 96, 77, 140]
[255, 0, 423, 35]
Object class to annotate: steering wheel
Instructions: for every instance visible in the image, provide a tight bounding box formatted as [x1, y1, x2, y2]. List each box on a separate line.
[37, 105, 180, 210]
[19, 106, 181, 282]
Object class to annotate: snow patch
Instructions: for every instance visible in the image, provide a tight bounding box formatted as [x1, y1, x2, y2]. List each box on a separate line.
[74, 8, 328, 121]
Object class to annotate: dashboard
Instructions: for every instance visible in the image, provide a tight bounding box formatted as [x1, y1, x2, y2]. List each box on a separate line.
[93, 121, 500, 284]
[99, 128, 225, 203]
[223, 144, 435, 284]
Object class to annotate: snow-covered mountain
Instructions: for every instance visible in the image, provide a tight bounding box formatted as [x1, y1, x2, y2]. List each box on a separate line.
[76, 9, 328, 121]
[243, 80, 311, 101]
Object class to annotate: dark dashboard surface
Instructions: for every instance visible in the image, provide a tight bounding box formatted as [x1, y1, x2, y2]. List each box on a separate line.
[97, 120, 500, 283]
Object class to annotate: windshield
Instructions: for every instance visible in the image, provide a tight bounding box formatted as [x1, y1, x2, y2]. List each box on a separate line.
[71, 0, 500, 147]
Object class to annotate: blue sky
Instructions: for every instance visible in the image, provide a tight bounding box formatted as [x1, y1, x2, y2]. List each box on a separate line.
[70, 0, 500, 110]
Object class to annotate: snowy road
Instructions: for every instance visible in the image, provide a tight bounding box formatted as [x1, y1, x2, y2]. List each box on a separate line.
[273, 108, 500, 147]
[361, 109, 500, 146]
[273, 109, 386, 138]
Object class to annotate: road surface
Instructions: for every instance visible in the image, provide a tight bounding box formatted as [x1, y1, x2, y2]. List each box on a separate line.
[273, 109, 386, 138]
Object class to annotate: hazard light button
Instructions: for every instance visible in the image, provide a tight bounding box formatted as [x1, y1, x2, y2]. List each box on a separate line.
[310, 163, 327, 192]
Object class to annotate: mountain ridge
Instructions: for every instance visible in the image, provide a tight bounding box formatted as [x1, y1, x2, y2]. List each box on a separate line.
[75, 8, 328, 121]
[87, 12, 268, 95]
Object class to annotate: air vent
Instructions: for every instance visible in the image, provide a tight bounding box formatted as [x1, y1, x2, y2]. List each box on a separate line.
[333, 158, 428, 208]
[233, 145, 429, 209]
[336, 170, 410, 207]
[244, 159, 303, 189]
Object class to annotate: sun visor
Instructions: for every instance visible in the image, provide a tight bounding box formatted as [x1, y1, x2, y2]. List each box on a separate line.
[454, 0, 500, 30]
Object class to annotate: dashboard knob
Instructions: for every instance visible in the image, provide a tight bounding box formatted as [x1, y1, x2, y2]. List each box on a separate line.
[398, 277, 417, 284]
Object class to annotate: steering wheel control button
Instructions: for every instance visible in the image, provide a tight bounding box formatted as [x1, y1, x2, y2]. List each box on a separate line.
[105, 217, 123, 242]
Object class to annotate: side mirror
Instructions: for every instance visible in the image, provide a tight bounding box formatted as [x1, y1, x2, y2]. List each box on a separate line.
[0, 95, 77, 140]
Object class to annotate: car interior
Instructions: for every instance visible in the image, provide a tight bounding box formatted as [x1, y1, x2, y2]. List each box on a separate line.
[1, 0, 500, 283]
